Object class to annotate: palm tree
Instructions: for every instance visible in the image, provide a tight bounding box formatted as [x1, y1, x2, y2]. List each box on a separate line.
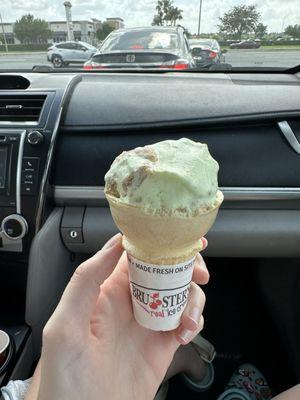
[167, 7, 183, 26]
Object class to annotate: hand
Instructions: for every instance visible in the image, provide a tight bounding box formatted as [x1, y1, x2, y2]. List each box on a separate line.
[37, 234, 209, 400]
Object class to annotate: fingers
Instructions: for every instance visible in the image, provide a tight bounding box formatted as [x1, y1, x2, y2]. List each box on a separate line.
[192, 253, 209, 285]
[193, 238, 209, 285]
[53, 233, 123, 327]
[192, 240, 209, 285]
[200, 237, 208, 252]
[175, 282, 206, 345]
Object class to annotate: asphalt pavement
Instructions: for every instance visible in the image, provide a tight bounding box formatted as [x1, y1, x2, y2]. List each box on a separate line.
[225, 49, 300, 68]
[0, 49, 299, 70]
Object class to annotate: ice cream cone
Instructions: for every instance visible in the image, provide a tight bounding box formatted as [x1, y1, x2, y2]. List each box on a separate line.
[104, 138, 223, 331]
[106, 190, 223, 331]
[106, 190, 223, 264]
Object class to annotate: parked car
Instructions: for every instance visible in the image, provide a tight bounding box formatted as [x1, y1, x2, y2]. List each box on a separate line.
[84, 26, 195, 70]
[47, 41, 97, 68]
[189, 38, 225, 69]
[230, 40, 260, 49]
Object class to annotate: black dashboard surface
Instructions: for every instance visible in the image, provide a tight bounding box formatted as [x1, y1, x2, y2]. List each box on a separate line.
[62, 73, 300, 129]
[51, 122, 300, 188]
[47, 71, 300, 189]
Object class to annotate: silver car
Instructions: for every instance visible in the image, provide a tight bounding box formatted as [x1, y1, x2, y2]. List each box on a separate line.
[47, 41, 97, 68]
[189, 38, 225, 69]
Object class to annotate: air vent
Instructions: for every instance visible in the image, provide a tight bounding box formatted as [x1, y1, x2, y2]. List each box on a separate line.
[0, 94, 46, 122]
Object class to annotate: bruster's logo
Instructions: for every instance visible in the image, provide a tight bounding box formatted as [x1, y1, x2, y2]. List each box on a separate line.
[131, 284, 190, 317]
[149, 293, 162, 310]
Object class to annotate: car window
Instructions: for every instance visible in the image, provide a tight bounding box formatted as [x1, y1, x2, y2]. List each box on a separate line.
[190, 40, 213, 47]
[101, 30, 179, 52]
[1, 0, 300, 70]
[57, 43, 75, 50]
[79, 42, 95, 50]
[75, 44, 86, 51]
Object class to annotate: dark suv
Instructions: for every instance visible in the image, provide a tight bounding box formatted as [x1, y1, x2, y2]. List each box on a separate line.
[84, 26, 195, 70]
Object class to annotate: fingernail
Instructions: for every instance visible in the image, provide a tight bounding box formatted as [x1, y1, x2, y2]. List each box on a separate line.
[103, 233, 122, 250]
[201, 237, 208, 250]
[189, 307, 202, 326]
[178, 328, 194, 344]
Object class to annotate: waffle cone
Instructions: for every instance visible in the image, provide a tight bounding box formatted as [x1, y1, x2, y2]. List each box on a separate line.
[106, 190, 223, 264]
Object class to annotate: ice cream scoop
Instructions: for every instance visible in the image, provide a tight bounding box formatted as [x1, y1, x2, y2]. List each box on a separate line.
[105, 138, 220, 218]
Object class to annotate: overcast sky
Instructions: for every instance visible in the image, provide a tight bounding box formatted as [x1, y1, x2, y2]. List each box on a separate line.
[1, 0, 300, 33]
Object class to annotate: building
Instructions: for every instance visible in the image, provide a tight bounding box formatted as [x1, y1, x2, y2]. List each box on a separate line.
[49, 19, 102, 44]
[105, 18, 125, 30]
[0, 23, 15, 44]
[0, 17, 123, 45]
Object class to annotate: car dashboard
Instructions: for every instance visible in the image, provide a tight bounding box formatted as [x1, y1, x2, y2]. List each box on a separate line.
[0, 71, 300, 257]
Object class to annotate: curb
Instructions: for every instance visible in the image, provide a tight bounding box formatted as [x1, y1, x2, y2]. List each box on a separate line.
[0, 52, 46, 56]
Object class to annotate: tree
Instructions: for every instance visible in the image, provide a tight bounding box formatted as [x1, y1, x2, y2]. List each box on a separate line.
[218, 5, 260, 40]
[255, 22, 268, 39]
[152, 0, 183, 26]
[14, 14, 52, 44]
[168, 6, 183, 26]
[96, 22, 115, 41]
[285, 24, 300, 39]
[152, 0, 165, 26]
[184, 28, 192, 39]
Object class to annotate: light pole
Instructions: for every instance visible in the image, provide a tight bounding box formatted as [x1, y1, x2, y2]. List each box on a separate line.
[64, 1, 73, 41]
[281, 15, 288, 34]
[0, 12, 8, 52]
[197, 0, 203, 37]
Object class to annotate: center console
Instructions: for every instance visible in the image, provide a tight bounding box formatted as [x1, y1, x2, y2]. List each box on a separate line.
[0, 126, 51, 253]
[0, 130, 28, 252]
[0, 76, 80, 254]
[0, 74, 81, 387]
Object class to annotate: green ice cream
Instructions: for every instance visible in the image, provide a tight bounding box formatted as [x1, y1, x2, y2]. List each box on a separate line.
[104, 138, 220, 217]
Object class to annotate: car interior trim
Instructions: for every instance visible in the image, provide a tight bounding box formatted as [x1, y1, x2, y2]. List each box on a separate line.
[61, 111, 300, 131]
[16, 130, 26, 214]
[53, 185, 300, 205]
[278, 120, 300, 155]
[35, 75, 82, 233]
[55, 206, 300, 258]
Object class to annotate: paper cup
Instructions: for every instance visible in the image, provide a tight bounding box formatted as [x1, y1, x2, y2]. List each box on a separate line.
[128, 254, 196, 331]
[0, 330, 10, 367]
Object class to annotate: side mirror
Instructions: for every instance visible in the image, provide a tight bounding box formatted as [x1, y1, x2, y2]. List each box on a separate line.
[221, 49, 228, 54]
[80, 47, 87, 51]
[191, 48, 202, 57]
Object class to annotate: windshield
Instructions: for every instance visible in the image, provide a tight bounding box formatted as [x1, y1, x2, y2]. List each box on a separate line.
[0, 0, 299, 71]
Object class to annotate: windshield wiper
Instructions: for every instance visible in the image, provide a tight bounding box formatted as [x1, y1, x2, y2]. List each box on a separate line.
[32, 65, 53, 73]
[284, 64, 300, 74]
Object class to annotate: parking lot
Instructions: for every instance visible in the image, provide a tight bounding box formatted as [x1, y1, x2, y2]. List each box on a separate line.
[0, 48, 299, 70]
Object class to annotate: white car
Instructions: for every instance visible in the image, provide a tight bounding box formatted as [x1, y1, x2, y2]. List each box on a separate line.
[47, 41, 97, 68]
